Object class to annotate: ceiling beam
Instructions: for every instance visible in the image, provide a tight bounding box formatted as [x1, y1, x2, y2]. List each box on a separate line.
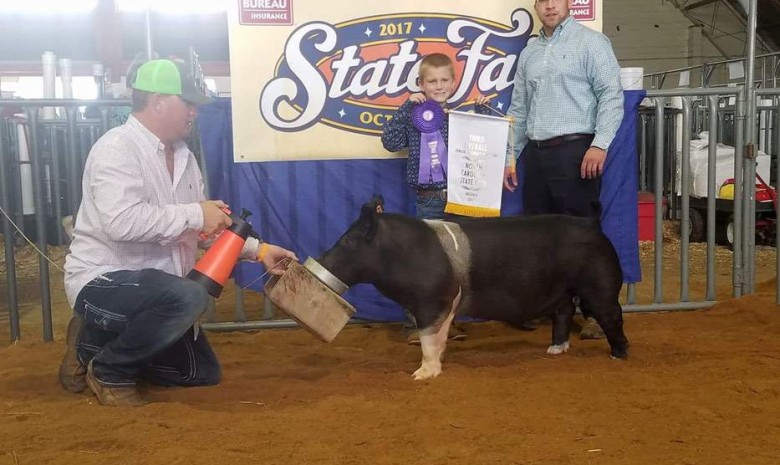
[684, 0, 721, 11]
[722, 0, 776, 51]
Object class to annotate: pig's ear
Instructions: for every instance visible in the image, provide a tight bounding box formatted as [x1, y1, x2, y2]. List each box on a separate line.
[368, 195, 384, 214]
[358, 204, 380, 241]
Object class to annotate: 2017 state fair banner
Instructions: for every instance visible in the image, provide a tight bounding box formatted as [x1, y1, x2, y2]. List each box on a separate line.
[227, 0, 602, 162]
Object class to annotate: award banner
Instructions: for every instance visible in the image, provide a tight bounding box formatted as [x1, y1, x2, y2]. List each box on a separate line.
[227, 1, 603, 162]
[445, 110, 509, 217]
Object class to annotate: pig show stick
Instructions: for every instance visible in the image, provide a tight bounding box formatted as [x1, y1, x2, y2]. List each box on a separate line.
[236, 257, 293, 290]
[0, 203, 65, 273]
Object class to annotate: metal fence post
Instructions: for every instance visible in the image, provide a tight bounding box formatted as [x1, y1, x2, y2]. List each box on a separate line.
[776, 96, 780, 303]
[25, 108, 54, 342]
[680, 97, 691, 302]
[65, 107, 81, 219]
[0, 115, 21, 342]
[705, 96, 720, 301]
[733, 89, 746, 298]
[654, 97, 666, 304]
[744, 0, 759, 294]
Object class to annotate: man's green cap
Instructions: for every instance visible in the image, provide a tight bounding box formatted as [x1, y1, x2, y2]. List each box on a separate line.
[132, 59, 212, 106]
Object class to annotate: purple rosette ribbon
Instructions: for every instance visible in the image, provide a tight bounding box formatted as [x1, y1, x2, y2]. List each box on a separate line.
[411, 100, 448, 184]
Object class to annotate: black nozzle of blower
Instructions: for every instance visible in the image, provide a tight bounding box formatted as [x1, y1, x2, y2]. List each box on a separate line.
[234, 209, 261, 241]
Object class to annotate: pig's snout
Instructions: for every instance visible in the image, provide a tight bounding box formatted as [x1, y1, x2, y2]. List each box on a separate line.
[303, 256, 348, 295]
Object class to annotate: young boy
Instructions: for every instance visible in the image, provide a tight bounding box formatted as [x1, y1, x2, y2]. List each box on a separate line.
[381, 53, 492, 345]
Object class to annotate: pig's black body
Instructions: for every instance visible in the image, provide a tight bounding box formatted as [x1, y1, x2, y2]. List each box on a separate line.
[319, 203, 629, 367]
[455, 214, 622, 327]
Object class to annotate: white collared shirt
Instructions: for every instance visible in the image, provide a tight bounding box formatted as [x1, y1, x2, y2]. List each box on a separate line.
[64, 115, 258, 307]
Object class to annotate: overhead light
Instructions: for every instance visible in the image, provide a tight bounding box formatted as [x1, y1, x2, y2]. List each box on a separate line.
[0, 0, 97, 13]
[117, 0, 227, 14]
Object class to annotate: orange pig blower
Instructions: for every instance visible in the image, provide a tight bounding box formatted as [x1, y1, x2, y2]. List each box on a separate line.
[187, 208, 261, 298]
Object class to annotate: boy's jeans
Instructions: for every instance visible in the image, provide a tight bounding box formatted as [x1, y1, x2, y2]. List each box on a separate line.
[74, 268, 220, 387]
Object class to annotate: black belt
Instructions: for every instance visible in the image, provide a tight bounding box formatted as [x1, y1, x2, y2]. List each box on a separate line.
[528, 133, 594, 149]
[416, 189, 446, 198]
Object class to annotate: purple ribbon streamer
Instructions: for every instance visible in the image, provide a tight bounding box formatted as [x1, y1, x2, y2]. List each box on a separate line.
[412, 100, 447, 184]
[417, 131, 448, 184]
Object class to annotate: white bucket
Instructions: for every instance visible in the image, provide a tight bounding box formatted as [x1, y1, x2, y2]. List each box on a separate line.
[620, 67, 644, 90]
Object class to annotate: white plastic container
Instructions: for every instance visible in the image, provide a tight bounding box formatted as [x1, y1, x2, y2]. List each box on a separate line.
[58, 58, 73, 99]
[620, 67, 644, 90]
[41, 51, 57, 119]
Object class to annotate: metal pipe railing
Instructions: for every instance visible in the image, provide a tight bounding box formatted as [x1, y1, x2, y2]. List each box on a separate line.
[0, 114, 21, 343]
[25, 108, 53, 342]
[645, 87, 743, 305]
[745, 0, 758, 294]
[653, 97, 665, 304]
[706, 96, 718, 301]
[733, 89, 746, 298]
[680, 97, 692, 302]
[754, 88, 780, 302]
[645, 51, 780, 89]
[0, 99, 129, 342]
[65, 107, 81, 221]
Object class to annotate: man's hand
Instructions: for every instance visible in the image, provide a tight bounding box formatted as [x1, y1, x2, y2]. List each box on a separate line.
[503, 166, 518, 192]
[200, 200, 232, 237]
[409, 93, 426, 104]
[259, 244, 299, 275]
[581, 147, 607, 179]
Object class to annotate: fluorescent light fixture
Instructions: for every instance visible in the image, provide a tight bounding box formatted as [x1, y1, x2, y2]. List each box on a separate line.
[117, 0, 227, 14]
[0, 0, 97, 13]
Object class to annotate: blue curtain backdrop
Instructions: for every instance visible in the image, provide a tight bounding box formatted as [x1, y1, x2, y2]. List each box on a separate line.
[196, 90, 644, 322]
[600, 89, 646, 283]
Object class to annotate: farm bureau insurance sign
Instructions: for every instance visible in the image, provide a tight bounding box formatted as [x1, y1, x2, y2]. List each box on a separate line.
[227, 1, 603, 162]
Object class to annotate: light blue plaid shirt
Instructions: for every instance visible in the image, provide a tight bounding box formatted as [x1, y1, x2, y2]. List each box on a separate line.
[506, 16, 624, 165]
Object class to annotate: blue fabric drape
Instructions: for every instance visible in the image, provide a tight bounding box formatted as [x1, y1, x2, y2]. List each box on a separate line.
[196, 93, 642, 321]
[599, 90, 645, 283]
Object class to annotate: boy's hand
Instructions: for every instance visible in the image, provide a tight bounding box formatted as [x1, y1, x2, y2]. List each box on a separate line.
[409, 93, 427, 104]
[258, 244, 299, 275]
[503, 166, 518, 192]
[475, 95, 492, 106]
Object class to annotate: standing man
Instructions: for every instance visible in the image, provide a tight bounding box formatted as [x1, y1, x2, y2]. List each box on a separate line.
[504, 0, 624, 339]
[59, 59, 297, 406]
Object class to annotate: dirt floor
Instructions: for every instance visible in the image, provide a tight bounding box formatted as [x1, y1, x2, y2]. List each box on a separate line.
[1, 225, 780, 465]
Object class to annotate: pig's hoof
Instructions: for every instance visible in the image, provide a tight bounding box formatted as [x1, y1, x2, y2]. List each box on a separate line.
[546, 341, 570, 355]
[412, 364, 441, 380]
[609, 344, 628, 360]
[609, 347, 629, 360]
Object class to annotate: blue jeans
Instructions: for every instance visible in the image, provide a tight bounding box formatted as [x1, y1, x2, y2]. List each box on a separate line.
[74, 269, 220, 387]
[415, 191, 447, 220]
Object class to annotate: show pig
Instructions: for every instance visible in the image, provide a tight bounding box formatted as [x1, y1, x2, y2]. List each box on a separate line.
[317, 199, 629, 380]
